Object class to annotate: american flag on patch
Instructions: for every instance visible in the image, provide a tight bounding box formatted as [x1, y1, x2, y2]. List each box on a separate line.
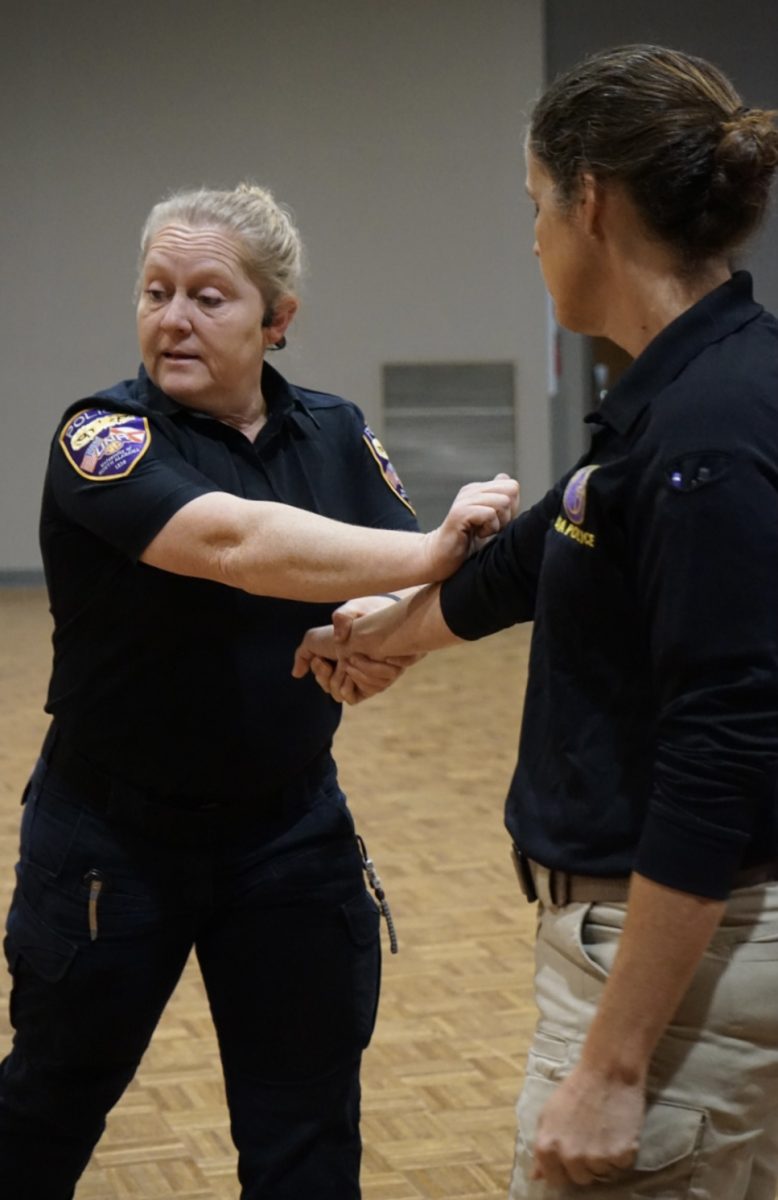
[82, 440, 105, 473]
[110, 425, 145, 444]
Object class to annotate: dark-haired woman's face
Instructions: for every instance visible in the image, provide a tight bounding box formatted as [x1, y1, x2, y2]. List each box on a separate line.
[525, 152, 601, 335]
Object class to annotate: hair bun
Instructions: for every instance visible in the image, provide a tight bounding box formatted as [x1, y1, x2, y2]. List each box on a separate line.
[529, 45, 778, 264]
[717, 106, 778, 181]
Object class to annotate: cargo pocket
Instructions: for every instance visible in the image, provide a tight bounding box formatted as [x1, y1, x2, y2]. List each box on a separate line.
[4, 889, 78, 984]
[515, 1074, 706, 1193]
[3, 892, 91, 1070]
[341, 889, 382, 1049]
[19, 767, 85, 880]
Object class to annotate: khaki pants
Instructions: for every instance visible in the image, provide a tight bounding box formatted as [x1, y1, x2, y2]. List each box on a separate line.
[509, 882, 778, 1199]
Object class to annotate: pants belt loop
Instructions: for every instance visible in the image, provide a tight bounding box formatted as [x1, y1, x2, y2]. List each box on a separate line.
[532, 865, 555, 909]
[550, 869, 571, 907]
[511, 845, 539, 903]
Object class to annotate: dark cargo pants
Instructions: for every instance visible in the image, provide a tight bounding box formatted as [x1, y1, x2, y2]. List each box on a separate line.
[0, 753, 381, 1199]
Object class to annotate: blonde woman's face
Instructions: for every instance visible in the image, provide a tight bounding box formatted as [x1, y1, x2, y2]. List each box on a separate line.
[136, 224, 272, 414]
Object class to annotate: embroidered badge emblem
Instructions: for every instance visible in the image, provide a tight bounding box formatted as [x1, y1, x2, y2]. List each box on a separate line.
[562, 464, 599, 526]
[362, 426, 416, 515]
[59, 409, 151, 481]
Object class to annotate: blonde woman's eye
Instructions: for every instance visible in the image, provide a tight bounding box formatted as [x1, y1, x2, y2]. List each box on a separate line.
[198, 293, 223, 308]
[145, 287, 166, 302]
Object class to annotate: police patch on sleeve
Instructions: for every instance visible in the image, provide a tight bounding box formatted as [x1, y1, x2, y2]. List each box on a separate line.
[362, 426, 416, 515]
[59, 409, 151, 481]
[563, 464, 599, 525]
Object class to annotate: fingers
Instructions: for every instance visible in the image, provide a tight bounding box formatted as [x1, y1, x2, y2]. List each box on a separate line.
[495, 472, 521, 519]
[307, 652, 414, 704]
[309, 656, 359, 704]
[344, 655, 404, 688]
[309, 655, 335, 689]
[532, 1149, 600, 1187]
[465, 504, 506, 537]
[294, 622, 420, 700]
[384, 652, 425, 667]
[532, 1149, 625, 1188]
[330, 660, 358, 704]
[291, 624, 339, 678]
[453, 478, 520, 533]
[528, 1067, 642, 1188]
[532, 1125, 638, 1186]
[458, 475, 519, 506]
[424, 475, 520, 581]
[291, 644, 315, 678]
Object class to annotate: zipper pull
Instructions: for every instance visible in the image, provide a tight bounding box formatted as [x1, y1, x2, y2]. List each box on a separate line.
[83, 869, 105, 942]
[356, 835, 398, 954]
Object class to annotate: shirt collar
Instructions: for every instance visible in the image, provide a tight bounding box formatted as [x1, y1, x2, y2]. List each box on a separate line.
[586, 271, 763, 436]
[137, 360, 320, 434]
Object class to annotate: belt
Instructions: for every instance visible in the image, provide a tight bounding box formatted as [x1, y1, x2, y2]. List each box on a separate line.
[511, 845, 778, 908]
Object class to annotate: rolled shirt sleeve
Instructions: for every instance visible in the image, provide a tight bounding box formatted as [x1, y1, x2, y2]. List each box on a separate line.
[632, 449, 778, 896]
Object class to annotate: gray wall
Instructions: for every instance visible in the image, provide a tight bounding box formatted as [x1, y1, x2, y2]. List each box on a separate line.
[546, 0, 778, 466]
[0, 0, 547, 571]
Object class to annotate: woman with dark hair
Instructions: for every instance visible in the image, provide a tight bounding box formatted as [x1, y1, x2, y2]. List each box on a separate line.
[296, 46, 778, 1198]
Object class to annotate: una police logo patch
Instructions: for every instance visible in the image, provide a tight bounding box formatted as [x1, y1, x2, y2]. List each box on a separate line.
[362, 426, 416, 515]
[59, 409, 151, 481]
[563, 464, 599, 525]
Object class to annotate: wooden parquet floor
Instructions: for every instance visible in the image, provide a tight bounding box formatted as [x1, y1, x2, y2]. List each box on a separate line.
[0, 588, 539, 1199]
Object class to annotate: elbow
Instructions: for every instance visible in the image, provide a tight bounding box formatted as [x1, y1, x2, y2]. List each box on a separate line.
[213, 539, 249, 590]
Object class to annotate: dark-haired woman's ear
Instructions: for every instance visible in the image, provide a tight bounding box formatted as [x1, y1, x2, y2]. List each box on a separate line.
[579, 172, 605, 238]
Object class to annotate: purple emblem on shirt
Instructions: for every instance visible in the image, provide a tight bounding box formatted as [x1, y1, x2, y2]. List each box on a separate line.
[563, 465, 599, 526]
[59, 409, 151, 481]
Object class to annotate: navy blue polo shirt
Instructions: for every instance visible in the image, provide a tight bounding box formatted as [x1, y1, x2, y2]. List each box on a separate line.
[440, 273, 778, 899]
[41, 362, 418, 802]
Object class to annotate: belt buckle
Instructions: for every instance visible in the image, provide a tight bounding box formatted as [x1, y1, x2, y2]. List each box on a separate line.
[511, 845, 538, 903]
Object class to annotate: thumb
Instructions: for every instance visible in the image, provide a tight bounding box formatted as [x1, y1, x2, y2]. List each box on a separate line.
[333, 609, 355, 644]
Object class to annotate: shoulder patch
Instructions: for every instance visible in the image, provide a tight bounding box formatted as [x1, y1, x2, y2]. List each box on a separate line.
[59, 409, 151, 481]
[362, 426, 416, 515]
[562, 464, 599, 525]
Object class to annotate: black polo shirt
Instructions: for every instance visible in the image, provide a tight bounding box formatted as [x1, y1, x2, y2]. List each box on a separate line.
[440, 273, 778, 898]
[41, 362, 418, 802]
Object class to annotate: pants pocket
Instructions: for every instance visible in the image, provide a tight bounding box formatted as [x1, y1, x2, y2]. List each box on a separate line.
[514, 1073, 706, 1196]
[577, 902, 624, 979]
[4, 887, 78, 984]
[19, 765, 85, 879]
[4, 886, 79, 1045]
[202, 883, 381, 1086]
[341, 889, 382, 1050]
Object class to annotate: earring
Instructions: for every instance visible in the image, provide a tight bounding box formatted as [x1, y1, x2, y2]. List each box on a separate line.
[268, 336, 287, 352]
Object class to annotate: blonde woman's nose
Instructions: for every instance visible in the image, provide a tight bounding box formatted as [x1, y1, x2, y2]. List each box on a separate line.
[160, 292, 193, 331]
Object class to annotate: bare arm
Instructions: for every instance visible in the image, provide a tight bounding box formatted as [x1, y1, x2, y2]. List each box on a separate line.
[346, 582, 462, 655]
[306, 588, 425, 706]
[140, 477, 518, 601]
[292, 579, 461, 682]
[532, 874, 725, 1187]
